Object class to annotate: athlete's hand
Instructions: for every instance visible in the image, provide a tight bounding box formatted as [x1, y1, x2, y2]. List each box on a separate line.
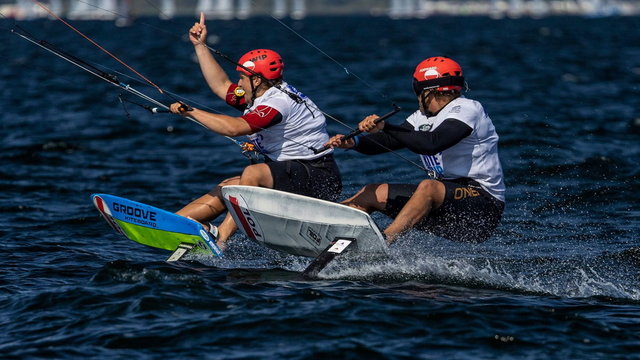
[189, 12, 208, 46]
[169, 102, 192, 114]
[325, 134, 355, 149]
[359, 114, 385, 133]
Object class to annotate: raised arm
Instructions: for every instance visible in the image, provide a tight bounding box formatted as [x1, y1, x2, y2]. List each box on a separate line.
[190, 12, 233, 100]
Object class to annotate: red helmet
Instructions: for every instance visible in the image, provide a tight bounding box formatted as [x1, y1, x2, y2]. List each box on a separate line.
[412, 56, 464, 95]
[236, 49, 284, 80]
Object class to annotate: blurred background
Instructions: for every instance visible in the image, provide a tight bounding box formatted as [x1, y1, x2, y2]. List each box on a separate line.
[2, 0, 640, 22]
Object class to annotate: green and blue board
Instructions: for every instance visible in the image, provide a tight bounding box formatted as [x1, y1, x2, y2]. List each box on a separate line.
[92, 194, 222, 258]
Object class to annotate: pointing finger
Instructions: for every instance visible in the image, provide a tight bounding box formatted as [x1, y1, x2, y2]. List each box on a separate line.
[199, 11, 205, 25]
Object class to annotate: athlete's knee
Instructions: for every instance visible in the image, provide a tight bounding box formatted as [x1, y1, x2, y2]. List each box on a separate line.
[240, 164, 272, 187]
[416, 179, 439, 192]
[414, 180, 445, 205]
[209, 176, 240, 197]
[220, 176, 240, 187]
[239, 166, 259, 185]
[417, 180, 445, 195]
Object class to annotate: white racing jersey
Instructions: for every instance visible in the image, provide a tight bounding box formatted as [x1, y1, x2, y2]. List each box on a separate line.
[405, 97, 506, 202]
[243, 82, 331, 161]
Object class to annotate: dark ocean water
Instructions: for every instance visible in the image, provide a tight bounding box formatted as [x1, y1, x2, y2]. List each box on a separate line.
[1, 14, 639, 359]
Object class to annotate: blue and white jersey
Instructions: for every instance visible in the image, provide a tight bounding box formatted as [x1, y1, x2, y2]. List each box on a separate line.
[405, 97, 505, 202]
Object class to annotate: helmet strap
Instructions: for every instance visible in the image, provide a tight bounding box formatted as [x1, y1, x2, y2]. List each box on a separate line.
[248, 76, 270, 104]
[247, 75, 258, 104]
[418, 90, 433, 115]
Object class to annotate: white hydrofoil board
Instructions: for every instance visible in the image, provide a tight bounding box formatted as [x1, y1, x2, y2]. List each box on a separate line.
[221, 185, 389, 258]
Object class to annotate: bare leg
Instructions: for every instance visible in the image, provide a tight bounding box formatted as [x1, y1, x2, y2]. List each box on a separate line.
[216, 164, 274, 249]
[341, 183, 389, 213]
[215, 212, 237, 251]
[383, 179, 445, 244]
[176, 176, 240, 222]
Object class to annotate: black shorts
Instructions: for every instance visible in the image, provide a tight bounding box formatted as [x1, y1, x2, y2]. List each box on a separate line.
[266, 154, 342, 202]
[383, 179, 505, 243]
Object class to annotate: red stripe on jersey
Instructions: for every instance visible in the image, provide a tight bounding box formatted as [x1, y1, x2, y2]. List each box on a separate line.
[225, 83, 247, 111]
[242, 105, 283, 132]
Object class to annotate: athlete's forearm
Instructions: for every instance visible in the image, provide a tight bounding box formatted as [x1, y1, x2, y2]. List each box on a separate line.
[383, 119, 472, 155]
[353, 120, 413, 154]
[189, 108, 252, 137]
[353, 132, 405, 154]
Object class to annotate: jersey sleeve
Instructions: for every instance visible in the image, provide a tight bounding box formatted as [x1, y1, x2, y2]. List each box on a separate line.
[353, 120, 413, 154]
[241, 105, 284, 133]
[383, 119, 472, 155]
[225, 83, 248, 111]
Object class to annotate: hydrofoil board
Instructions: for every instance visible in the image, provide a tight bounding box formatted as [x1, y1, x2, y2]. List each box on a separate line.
[92, 194, 222, 260]
[221, 185, 389, 258]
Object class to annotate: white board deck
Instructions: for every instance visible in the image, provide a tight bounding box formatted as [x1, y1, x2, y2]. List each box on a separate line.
[221, 185, 389, 258]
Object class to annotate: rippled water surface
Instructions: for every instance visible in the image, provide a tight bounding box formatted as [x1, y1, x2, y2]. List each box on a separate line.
[1, 14, 639, 359]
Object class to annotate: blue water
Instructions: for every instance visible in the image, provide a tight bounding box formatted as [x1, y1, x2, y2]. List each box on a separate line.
[1, 14, 640, 359]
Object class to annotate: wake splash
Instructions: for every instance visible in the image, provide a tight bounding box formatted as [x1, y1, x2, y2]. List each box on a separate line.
[95, 235, 640, 302]
[318, 247, 640, 301]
